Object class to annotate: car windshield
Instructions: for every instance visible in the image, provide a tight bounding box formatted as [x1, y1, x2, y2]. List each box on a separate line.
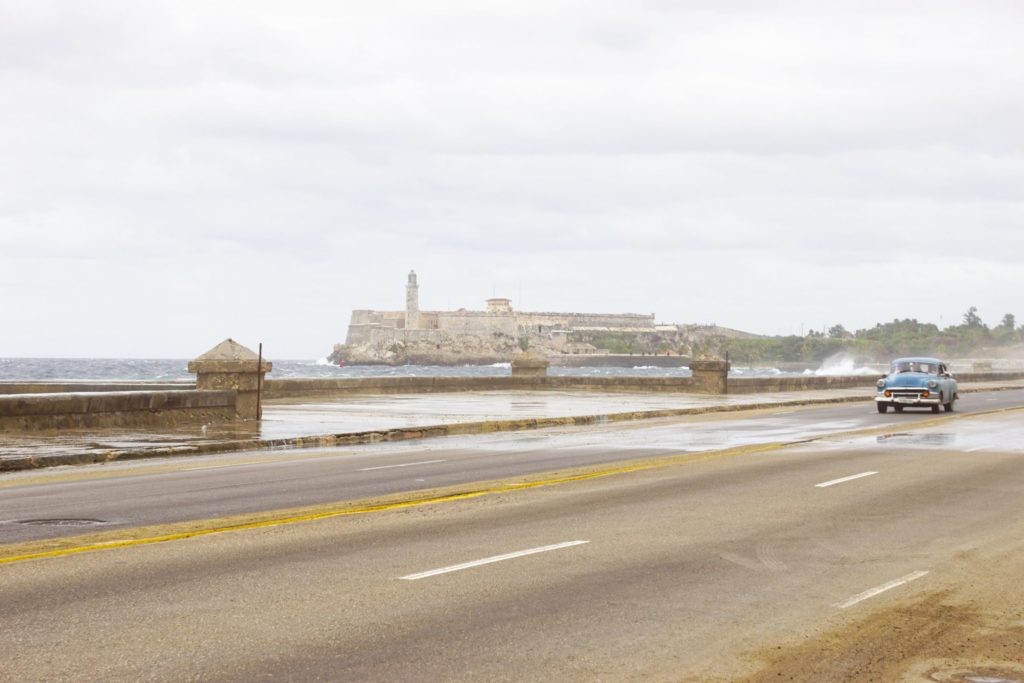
[892, 361, 933, 374]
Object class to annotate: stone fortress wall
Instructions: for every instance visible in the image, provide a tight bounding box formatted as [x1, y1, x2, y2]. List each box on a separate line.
[515, 312, 655, 330]
[436, 311, 518, 336]
[336, 271, 659, 364]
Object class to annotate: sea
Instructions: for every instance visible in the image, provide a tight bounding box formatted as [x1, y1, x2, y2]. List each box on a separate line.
[0, 356, 881, 381]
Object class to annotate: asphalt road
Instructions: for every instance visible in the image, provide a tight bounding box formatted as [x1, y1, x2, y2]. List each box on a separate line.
[2, 389, 1023, 546]
[2, 389, 1024, 681]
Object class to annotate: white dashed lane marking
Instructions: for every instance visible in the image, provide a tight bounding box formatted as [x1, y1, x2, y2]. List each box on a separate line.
[400, 541, 590, 580]
[815, 471, 878, 488]
[358, 459, 447, 472]
[835, 571, 929, 609]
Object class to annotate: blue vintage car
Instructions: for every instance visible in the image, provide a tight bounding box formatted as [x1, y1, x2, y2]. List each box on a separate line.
[876, 357, 958, 413]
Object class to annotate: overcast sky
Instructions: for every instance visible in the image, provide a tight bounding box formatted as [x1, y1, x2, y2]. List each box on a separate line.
[2, 0, 1022, 359]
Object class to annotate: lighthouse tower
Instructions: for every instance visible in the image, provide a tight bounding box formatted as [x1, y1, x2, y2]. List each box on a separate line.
[405, 270, 420, 330]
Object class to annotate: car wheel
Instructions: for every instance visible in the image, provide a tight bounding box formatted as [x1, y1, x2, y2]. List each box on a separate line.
[931, 404, 940, 413]
[877, 403, 888, 414]
[944, 398, 955, 412]
[894, 405, 904, 413]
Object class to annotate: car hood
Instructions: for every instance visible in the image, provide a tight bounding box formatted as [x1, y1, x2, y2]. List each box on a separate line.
[886, 373, 933, 388]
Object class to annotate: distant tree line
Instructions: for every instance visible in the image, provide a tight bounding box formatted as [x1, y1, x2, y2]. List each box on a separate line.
[717, 307, 1022, 365]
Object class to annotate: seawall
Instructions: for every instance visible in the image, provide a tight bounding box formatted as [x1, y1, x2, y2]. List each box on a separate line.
[263, 371, 1024, 397]
[547, 355, 690, 368]
[4, 372, 1022, 433]
[0, 382, 193, 395]
[0, 390, 236, 431]
[6, 372, 1024, 402]
[262, 376, 698, 397]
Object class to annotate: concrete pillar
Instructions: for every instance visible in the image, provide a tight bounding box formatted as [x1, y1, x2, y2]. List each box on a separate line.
[511, 351, 550, 378]
[187, 339, 272, 419]
[689, 358, 730, 394]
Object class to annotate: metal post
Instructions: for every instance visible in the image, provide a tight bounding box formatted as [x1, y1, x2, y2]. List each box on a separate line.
[725, 351, 730, 395]
[256, 342, 263, 420]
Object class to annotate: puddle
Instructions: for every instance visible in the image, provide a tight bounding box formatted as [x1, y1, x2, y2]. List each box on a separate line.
[876, 432, 956, 447]
[928, 666, 1024, 682]
[13, 518, 108, 526]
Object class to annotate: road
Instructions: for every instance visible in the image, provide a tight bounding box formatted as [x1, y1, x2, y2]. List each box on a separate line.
[2, 389, 1024, 681]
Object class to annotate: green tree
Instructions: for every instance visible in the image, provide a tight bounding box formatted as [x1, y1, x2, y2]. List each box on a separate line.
[963, 306, 984, 329]
[828, 324, 850, 339]
[993, 312, 1019, 344]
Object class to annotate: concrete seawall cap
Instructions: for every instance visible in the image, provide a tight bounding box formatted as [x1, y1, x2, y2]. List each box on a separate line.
[187, 338, 272, 374]
[511, 351, 550, 378]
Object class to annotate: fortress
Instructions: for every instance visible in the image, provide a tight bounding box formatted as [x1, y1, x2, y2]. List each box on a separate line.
[332, 271, 663, 365]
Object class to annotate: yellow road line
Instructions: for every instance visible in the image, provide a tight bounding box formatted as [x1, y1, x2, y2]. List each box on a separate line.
[0, 442, 784, 565]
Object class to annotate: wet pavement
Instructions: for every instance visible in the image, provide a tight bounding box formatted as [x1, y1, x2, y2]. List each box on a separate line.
[5, 401, 1024, 683]
[2, 381, 1023, 466]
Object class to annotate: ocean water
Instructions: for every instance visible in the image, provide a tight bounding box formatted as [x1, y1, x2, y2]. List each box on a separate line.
[0, 358, 870, 382]
[0, 358, 697, 381]
[3, 354, 1011, 384]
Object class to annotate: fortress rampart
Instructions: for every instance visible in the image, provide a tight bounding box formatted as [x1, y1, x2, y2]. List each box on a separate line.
[336, 272, 660, 364]
[437, 311, 518, 336]
[514, 312, 655, 329]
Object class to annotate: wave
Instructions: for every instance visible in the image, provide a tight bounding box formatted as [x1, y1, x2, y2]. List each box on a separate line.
[731, 367, 783, 376]
[805, 353, 878, 376]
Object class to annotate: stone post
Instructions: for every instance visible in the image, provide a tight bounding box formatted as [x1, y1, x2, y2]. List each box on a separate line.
[689, 358, 730, 394]
[187, 339, 273, 419]
[511, 351, 550, 378]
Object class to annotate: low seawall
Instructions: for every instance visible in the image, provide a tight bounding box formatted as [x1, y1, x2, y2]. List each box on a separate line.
[0, 390, 236, 431]
[262, 375, 876, 398]
[265, 371, 1024, 398]
[547, 355, 690, 368]
[5, 372, 1023, 405]
[3, 373, 1021, 433]
[726, 371, 1024, 394]
[263, 376, 698, 397]
[0, 382, 194, 395]
[728, 375, 880, 393]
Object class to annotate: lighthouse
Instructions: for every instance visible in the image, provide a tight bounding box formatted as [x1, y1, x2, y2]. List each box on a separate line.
[405, 270, 420, 330]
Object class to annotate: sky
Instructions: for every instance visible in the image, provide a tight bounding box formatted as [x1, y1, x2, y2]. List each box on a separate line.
[1, 0, 1022, 359]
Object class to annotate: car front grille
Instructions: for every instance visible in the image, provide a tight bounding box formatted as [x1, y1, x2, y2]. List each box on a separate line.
[891, 389, 925, 398]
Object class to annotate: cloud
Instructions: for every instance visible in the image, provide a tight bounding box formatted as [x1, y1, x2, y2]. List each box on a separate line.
[1, 0, 1022, 356]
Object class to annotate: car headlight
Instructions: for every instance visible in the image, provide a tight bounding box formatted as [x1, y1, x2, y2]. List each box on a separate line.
[876, 379, 886, 389]
[927, 380, 938, 388]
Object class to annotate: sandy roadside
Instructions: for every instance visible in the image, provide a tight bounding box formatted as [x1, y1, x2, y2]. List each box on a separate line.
[736, 542, 1024, 682]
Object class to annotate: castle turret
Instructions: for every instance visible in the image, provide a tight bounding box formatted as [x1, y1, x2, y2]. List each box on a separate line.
[405, 270, 420, 329]
[486, 298, 512, 314]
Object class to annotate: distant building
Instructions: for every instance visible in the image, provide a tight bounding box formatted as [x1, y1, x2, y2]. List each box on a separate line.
[344, 271, 656, 350]
[486, 298, 512, 314]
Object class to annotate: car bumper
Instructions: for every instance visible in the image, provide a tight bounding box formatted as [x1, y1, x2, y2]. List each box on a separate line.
[875, 395, 942, 406]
